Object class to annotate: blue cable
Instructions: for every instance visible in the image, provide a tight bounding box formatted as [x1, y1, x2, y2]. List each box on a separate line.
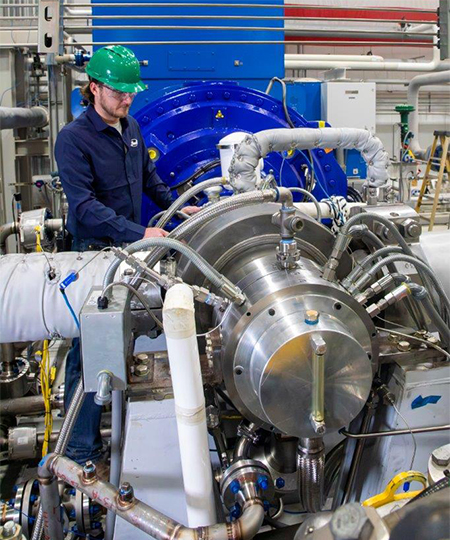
[60, 288, 80, 329]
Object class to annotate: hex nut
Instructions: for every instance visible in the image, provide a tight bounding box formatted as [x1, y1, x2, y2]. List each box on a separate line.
[305, 310, 320, 324]
[397, 340, 411, 352]
[2, 522, 17, 538]
[135, 364, 149, 377]
[135, 353, 150, 365]
[431, 444, 450, 467]
[330, 503, 371, 540]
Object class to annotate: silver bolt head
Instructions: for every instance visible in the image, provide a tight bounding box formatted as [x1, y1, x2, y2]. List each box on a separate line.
[397, 340, 411, 352]
[3, 521, 17, 537]
[330, 503, 371, 540]
[135, 353, 150, 365]
[305, 310, 319, 324]
[431, 444, 450, 467]
[135, 364, 149, 377]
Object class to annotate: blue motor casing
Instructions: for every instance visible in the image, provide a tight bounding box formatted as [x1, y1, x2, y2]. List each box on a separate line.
[133, 81, 347, 224]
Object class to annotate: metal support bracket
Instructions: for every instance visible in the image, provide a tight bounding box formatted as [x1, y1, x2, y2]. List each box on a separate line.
[38, 0, 63, 54]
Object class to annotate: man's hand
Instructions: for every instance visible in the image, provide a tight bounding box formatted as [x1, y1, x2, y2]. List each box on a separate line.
[143, 227, 168, 238]
[183, 206, 202, 215]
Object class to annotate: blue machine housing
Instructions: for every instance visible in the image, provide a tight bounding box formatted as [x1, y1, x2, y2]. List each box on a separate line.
[133, 81, 347, 223]
[88, 1, 347, 224]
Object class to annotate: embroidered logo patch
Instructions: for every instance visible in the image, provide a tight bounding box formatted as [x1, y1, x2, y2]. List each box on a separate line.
[130, 138, 138, 147]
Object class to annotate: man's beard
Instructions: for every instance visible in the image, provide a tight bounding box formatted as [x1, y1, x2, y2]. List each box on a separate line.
[102, 100, 130, 119]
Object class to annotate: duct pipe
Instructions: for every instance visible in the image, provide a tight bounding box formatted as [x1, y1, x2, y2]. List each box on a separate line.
[43, 453, 264, 540]
[0, 251, 116, 343]
[285, 54, 385, 62]
[163, 284, 216, 526]
[285, 59, 450, 72]
[229, 128, 389, 192]
[285, 27, 448, 73]
[0, 393, 62, 416]
[0, 222, 18, 255]
[0, 106, 48, 130]
[408, 70, 450, 158]
[37, 465, 64, 540]
[105, 390, 123, 540]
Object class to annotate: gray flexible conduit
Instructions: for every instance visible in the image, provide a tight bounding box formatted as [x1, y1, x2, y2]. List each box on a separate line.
[355, 253, 450, 317]
[103, 237, 240, 300]
[103, 190, 279, 290]
[298, 438, 325, 513]
[339, 212, 446, 318]
[288, 187, 322, 221]
[155, 177, 224, 229]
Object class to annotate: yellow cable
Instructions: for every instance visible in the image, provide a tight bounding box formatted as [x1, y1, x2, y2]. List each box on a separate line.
[34, 226, 42, 253]
[40, 340, 53, 457]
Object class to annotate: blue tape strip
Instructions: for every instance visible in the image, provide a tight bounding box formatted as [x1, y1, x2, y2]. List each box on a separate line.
[411, 394, 441, 410]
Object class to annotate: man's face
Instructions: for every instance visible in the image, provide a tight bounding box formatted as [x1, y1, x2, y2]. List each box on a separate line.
[91, 81, 136, 119]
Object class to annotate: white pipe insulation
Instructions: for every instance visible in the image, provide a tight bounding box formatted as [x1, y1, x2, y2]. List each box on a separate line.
[0, 252, 115, 343]
[407, 70, 450, 159]
[284, 54, 385, 62]
[0, 106, 48, 130]
[229, 128, 389, 193]
[162, 284, 216, 528]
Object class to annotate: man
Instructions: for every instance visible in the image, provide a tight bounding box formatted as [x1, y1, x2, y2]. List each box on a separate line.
[55, 45, 199, 465]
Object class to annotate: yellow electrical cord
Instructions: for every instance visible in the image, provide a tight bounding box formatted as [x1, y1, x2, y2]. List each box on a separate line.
[38, 340, 55, 457]
[35, 226, 43, 253]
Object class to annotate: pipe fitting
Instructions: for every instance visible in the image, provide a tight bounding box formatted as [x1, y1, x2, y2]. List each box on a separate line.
[94, 371, 112, 406]
[82, 460, 97, 483]
[118, 482, 135, 506]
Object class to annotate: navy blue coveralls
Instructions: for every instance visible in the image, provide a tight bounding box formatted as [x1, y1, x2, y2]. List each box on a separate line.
[55, 105, 174, 463]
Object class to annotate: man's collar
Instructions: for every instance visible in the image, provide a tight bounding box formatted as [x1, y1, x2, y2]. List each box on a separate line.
[86, 105, 129, 132]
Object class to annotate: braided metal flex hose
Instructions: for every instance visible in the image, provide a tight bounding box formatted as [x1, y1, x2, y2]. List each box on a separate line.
[103, 189, 282, 290]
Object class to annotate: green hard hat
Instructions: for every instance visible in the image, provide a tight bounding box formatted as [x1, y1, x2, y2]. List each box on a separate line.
[85, 45, 146, 93]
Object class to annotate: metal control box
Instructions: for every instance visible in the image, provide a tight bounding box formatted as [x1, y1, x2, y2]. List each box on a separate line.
[321, 82, 376, 133]
[80, 287, 131, 392]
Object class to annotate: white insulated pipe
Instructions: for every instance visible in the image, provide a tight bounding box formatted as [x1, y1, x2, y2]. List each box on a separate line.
[294, 201, 366, 218]
[0, 251, 115, 343]
[284, 54, 385, 62]
[162, 284, 216, 528]
[285, 59, 450, 72]
[285, 26, 450, 72]
[229, 128, 389, 192]
[0, 106, 48, 130]
[408, 70, 450, 158]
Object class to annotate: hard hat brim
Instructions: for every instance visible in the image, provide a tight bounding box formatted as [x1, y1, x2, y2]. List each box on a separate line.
[106, 80, 147, 93]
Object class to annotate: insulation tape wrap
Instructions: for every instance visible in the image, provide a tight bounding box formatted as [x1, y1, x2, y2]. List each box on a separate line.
[0, 251, 115, 343]
[229, 127, 389, 192]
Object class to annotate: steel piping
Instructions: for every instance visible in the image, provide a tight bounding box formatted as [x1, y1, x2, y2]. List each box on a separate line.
[31, 379, 85, 540]
[0, 106, 48, 130]
[0, 222, 18, 255]
[0, 2, 436, 12]
[40, 453, 265, 540]
[0, 394, 61, 416]
[1, 40, 434, 48]
[341, 424, 450, 439]
[408, 70, 450, 158]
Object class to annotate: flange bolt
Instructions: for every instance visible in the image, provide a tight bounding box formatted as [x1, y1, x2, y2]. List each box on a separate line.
[257, 475, 269, 491]
[82, 461, 97, 481]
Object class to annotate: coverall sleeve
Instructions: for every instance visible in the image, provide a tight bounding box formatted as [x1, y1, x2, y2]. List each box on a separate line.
[142, 142, 174, 210]
[55, 130, 146, 242]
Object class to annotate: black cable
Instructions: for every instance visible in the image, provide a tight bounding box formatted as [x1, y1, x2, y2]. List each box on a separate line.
[172, 159, 221, 190]
[215, 386, 239, 412]
[347, 186, 363, 203]
[407, 472, 450, 505]
[11, 195, 20, 252]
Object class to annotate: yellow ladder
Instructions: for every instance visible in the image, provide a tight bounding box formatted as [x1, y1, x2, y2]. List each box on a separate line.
[415, 130, 450, 231]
